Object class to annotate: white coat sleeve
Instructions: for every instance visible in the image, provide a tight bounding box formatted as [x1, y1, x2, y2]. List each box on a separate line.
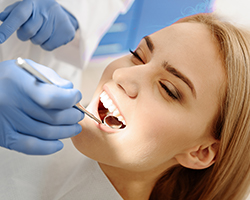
[56, 0, 135, 68]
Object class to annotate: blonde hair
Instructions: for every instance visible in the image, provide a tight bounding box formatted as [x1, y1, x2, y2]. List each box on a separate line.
[150, 13, 250, 200]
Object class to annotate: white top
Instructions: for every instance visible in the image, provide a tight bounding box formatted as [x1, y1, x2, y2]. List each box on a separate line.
[0, 139, 123, 200]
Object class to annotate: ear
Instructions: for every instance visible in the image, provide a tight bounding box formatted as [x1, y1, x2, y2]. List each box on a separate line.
[175, 141, 220, 170]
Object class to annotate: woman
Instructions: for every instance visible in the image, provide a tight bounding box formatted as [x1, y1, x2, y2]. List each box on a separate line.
[72, 13, 250, 199]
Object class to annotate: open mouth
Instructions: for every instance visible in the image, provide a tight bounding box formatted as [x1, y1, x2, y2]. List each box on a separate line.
[98, 91, 126, 129]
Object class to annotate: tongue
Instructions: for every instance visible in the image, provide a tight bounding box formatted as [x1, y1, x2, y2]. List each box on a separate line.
[98, 100, 109, 121]
[98, 109, 109, 121]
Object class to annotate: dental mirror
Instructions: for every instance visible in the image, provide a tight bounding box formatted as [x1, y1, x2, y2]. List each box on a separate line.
[103, 115, 124, 129]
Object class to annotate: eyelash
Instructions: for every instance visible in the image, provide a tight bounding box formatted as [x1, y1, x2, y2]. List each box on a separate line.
[129, 49, 144, 63]
[129, 49, 179, 101]
[159, 82, 179, 100]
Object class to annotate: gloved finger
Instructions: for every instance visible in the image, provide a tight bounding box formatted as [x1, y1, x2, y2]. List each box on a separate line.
[0, 2, 20, 21]
[7, 131, 64, 155]
[12, 110, 82, 140]
[41, 25, 75, 51]
[22, 100, 84, 125]
[13, 59, 81, 109]
[32, 123, 82, 140]
[1, 91, 83, 127]
[25, 59, 73, 89]
[61, 7, 79, 30]
[24, 81, 81, 109]
[17, 13, 44, 41]
[41, 14, 75, 51]
[30, 16, 53, 46]
[0, 1, 32, 43]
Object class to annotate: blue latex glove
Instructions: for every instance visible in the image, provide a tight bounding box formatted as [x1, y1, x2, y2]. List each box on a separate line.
[0, 0, 79, 50]
[0, 59, 84, 155]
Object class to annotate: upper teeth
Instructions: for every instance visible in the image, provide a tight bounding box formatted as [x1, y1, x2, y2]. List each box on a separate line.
[100, 91, 126, 125]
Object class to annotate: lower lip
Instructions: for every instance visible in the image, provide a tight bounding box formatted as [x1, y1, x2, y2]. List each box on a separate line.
[95, 121, 118, 133]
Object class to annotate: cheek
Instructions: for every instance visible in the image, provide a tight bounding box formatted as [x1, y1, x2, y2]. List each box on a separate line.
[131, 106, 201, 157]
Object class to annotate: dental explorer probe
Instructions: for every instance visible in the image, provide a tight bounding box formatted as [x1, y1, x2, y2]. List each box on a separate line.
[15, 57, 102, 124]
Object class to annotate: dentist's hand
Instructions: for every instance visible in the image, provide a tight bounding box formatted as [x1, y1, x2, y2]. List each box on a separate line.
[0, 59, 84, 155]
[0, 0, 79, 50]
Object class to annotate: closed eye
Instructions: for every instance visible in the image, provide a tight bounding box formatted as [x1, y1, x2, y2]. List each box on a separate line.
[129, 49, 145, 64]
[159, 81, 180, 100]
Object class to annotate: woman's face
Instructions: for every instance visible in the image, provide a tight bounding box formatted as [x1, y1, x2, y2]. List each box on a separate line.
[72, 22, 225, 172]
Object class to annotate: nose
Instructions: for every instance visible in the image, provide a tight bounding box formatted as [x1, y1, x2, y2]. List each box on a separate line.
[112, 66, 142, 98]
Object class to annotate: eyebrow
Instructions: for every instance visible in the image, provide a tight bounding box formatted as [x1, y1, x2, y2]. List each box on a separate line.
[143, 36, 154, 52]
[163, 62, 197, 98]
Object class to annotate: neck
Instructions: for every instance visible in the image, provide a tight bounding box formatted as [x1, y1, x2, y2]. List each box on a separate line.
[98, 161, 175, 200]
